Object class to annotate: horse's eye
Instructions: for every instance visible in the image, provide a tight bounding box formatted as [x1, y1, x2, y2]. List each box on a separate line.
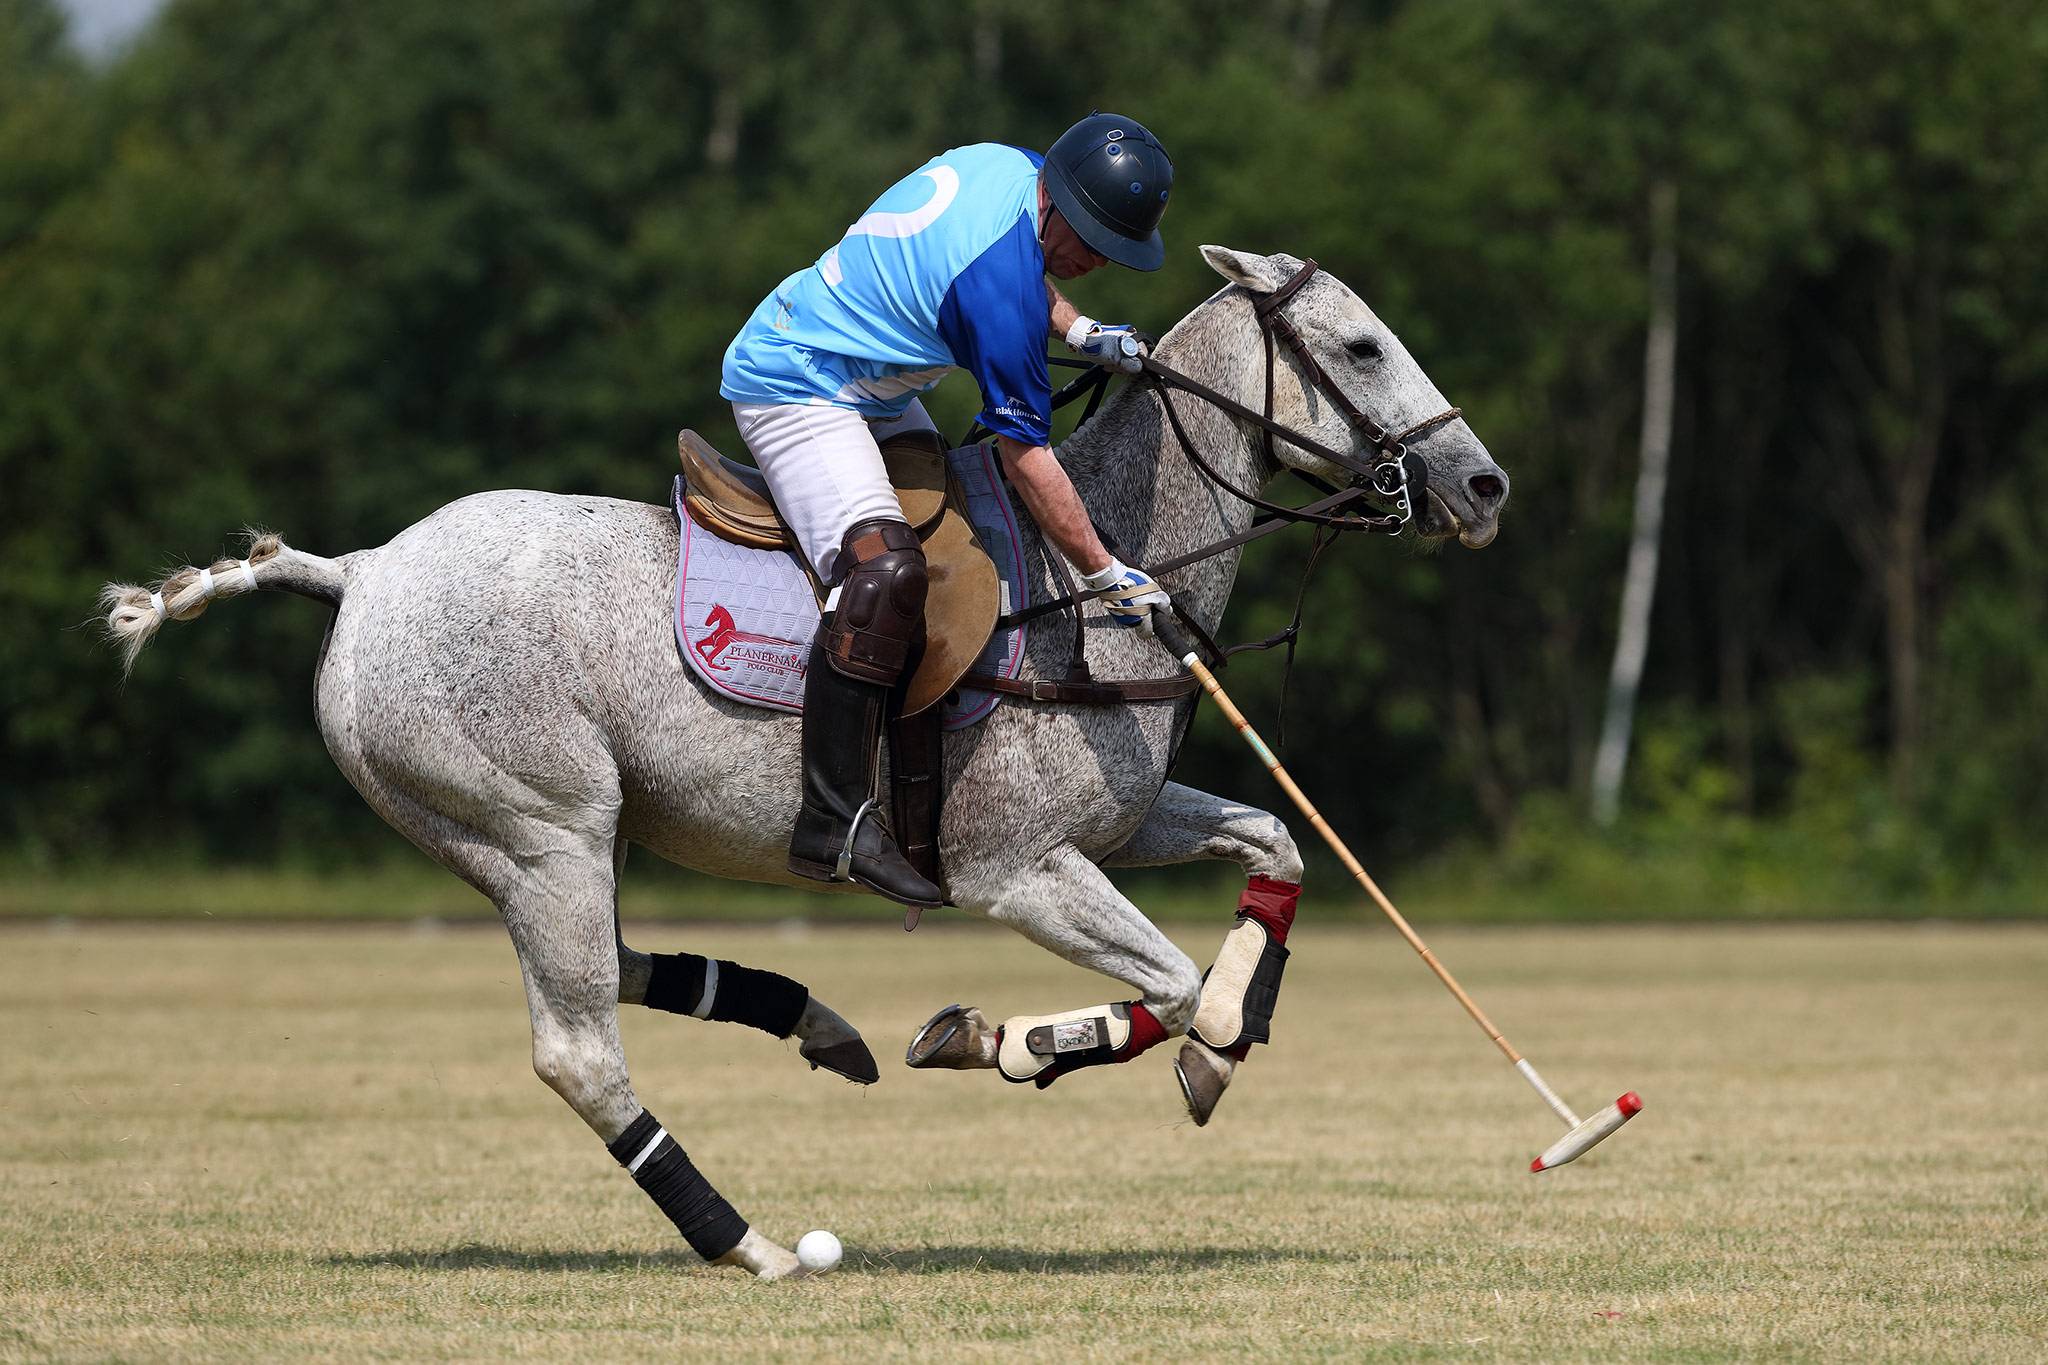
[1347, 337, 1383, 363]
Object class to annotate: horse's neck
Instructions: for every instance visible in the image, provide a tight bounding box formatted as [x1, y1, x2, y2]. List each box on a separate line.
[1057, 298, 1272, 635]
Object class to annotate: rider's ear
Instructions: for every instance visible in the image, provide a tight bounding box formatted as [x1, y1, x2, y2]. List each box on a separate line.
[1200, 245, 1298, 295]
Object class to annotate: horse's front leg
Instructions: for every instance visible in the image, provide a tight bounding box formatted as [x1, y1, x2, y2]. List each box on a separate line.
[906, 843, 1200, 1090]
[1100, 781, 1306, 1126]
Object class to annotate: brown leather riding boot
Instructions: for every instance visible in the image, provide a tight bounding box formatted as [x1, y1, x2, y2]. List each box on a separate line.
[787, 634, 944, 909]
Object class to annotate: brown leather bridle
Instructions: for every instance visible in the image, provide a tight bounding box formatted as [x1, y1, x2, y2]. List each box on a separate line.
[966, 256, 1472, 716]
[995, 257, 1467, 636]
[1144, 257, 1464, 535]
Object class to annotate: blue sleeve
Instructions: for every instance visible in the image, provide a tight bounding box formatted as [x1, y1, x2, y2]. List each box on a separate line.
[936, 215, 1052, 446]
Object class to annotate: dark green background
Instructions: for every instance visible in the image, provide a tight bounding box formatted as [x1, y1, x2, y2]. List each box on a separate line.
[5, 0, 2045, 917]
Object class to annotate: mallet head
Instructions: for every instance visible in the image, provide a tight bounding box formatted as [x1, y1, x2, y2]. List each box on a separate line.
[1530, 1092, 1642, 1173]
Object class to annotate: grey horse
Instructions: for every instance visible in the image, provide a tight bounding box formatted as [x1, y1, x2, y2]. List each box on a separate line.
[101, 247, 1509, 1278]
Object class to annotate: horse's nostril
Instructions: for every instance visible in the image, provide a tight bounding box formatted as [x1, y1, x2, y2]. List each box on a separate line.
[1469, 473, 1505, 503]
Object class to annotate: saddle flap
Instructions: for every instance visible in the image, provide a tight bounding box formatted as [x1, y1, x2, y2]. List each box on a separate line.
[903, 494, 1000, 717]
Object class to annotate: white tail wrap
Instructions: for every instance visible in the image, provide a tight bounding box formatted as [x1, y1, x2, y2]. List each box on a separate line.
[238, 559, 259, 591]
[1515, 1057, 1581, 1127]
[197, 567, 217, 600]
[148, 590, 167, 622]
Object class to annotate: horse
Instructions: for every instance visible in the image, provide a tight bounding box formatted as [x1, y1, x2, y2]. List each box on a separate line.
[99, 246, 1510, 1278]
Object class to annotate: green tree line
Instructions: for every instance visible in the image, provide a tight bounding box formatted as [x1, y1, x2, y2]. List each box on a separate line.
[4, 0, 2045, 914]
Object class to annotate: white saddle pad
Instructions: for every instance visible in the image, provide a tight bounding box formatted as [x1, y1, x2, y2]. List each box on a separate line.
[673, 441, 1027, 730]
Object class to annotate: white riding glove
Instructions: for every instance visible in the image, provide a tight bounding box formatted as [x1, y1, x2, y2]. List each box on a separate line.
[1079, 557, 1171, 636]
[1065, 315, 1147, 374]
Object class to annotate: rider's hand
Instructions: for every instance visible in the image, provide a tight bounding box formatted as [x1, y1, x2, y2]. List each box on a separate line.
[1079, 557, 1171, 636]
[1065, 316, 1148, 374]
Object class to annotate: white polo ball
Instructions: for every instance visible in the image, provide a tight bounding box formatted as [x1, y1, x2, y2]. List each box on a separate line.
[795, 1229, 842, 1272]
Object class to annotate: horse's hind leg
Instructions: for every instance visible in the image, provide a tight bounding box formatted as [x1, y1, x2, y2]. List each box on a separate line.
[341, 783, 805, 1278]
[494, 827, 813, 1279]
[1102, 781, 1307, 1126]
[909, 844, 1202, 1090]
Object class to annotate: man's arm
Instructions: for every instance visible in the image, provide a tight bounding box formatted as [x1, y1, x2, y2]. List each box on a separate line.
[997, 434, 1110, 574]
[998, 435, 1172, 633]
[1045, 281, 1084, 342]
[1046, 279, 1146, 373]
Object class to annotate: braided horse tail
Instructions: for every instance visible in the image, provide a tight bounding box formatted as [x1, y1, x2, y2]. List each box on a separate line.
[99, 530, 348, 674]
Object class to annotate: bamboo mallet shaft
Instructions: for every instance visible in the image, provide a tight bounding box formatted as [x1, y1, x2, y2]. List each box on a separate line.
[1151, 619, 1524, 1067]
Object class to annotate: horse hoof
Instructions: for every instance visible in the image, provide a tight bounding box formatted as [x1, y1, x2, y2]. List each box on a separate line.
[717, 1228, 806, 1280]
[802, 1036, 880, 1085]
[1174, 1040, 1236, 1126]
[904, 1004, 998, 1069]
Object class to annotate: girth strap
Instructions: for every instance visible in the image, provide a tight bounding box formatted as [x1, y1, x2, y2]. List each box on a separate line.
[957, 670, 1199, 705]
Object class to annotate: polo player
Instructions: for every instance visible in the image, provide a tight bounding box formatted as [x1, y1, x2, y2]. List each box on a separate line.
[721, 113, 1177, 908]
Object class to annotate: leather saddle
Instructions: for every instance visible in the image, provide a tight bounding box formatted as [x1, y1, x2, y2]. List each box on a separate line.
[677, 429, 1000, 718]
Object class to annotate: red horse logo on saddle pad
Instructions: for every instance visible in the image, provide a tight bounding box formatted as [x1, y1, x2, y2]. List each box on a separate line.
[692, 603, 806, 676]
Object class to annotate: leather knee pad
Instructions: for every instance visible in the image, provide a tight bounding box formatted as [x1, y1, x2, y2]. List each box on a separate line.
[824, 518, 927, 685]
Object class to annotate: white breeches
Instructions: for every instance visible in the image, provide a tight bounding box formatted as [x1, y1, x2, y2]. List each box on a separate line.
[731, 399, 939, 584]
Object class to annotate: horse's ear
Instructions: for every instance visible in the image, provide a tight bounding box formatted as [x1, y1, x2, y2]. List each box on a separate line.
[1200, 245, 1300, 294]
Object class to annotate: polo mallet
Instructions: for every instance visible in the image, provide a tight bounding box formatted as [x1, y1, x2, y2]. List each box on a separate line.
[1151, 615, 1641, 1172]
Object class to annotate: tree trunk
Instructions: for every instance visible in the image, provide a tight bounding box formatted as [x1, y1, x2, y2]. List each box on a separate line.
[1816, 249, 1948, 802]
[1874, 256, 1946, 801]
[1448, 580, 1514, 840]
[973, 0, 1002, 84]
[1294, 0, 1332, 85]
[705, 82, 741, 171]
[1591, 180, 1679, 827]
[1710, 323, 1788, 814]
[1883, 520, 1921, 796]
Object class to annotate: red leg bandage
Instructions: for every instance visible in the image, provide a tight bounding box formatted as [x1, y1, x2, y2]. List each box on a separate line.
[1121, 1002, 1169, 1059]
[1237, 875, 1300, 944]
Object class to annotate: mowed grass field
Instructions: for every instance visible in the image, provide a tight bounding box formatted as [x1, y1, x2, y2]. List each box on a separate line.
[2, 920, 2043, 1362]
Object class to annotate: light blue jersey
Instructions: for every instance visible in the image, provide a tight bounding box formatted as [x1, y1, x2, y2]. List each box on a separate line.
[721, 143, 1054, 446]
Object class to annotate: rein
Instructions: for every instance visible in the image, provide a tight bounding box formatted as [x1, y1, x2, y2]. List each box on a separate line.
[965, 259, 1462, 712]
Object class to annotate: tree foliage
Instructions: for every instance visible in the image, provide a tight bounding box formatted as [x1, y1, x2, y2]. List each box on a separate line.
[3, 0, 2045, 910]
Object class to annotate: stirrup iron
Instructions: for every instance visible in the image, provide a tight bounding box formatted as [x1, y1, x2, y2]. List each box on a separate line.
[834, 796, 878, 882]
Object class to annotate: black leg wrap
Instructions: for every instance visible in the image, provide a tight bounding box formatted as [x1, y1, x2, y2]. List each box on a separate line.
[643, 953, 808, 1039]
[1236, 930, 1289, 1047]
[606, 1110, 749, 1262]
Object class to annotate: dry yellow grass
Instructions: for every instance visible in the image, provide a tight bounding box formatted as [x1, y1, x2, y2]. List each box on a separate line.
[2, 919, 2043, 1362]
